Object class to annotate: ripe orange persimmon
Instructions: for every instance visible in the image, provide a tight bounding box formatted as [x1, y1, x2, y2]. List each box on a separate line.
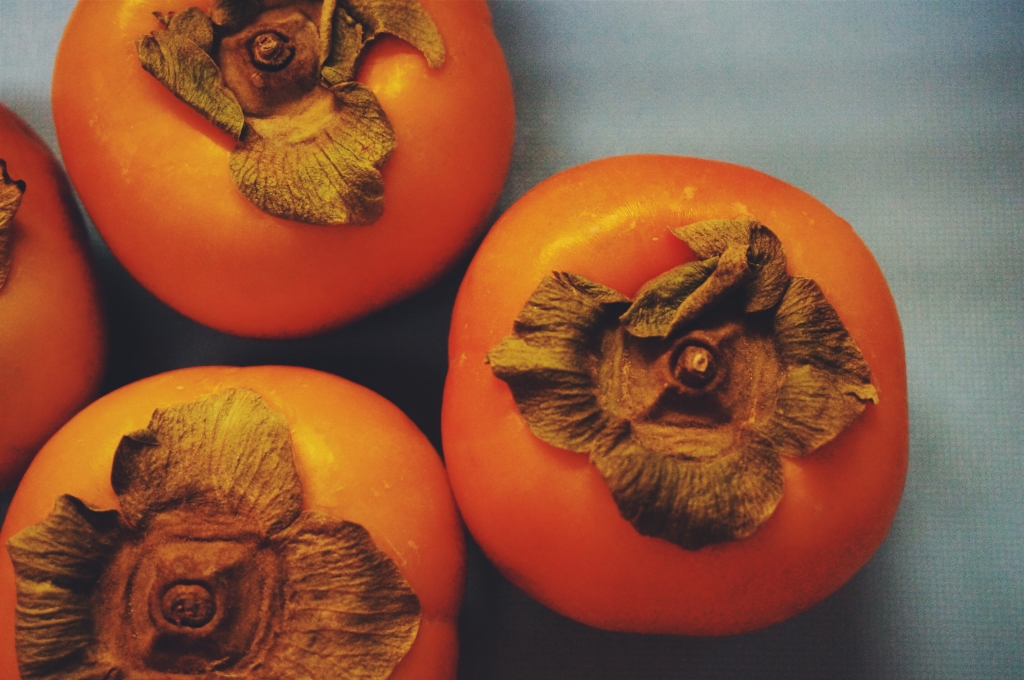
[52, 0, 514, 337]
[442, 155, 908, 635]
[0, 366, 464, 679]
[0, 103, 105, 493]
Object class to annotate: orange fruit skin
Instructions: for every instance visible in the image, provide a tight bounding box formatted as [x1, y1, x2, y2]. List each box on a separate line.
[0, 365, 465, 679]
[443, 155, 908, 636]
[0, 103, 105, 493]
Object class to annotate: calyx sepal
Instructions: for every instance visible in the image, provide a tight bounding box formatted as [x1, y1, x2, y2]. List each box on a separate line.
[8, 388, 420, 679]
[137, 0, 446, 225]
[488, 220, 878, 549]
[0, 159, 25, 292]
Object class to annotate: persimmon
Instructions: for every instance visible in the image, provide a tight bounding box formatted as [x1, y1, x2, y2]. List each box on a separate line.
[442, 155, 908, 635]
[0, 103, 105, 493]
[52, 0, 514, 338]
[0, 365, 464, 679]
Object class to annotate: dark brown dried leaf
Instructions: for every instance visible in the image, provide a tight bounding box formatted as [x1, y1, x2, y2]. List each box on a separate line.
[320, 2, 366, 84]
[673, 219, 789, 312]
[775, 276, 876, 381]
[488, 220, 878, 549]
[346, 0, 446, 68]
[136, 10, 245, 138]
[210, 0, 263, 32]
[0, 159, 25, 291]
[7, 496, 124, 680]
[487, 273, 632, 454]
[229, 82, 395, 224]
[320, 0, 445, 84]
[618, 258, 717, 337]
[264, 512, 421, 679]
[764, 276, 879, 456]
[593, 435, 783, 550]
[664, 243, 751, 334]
[110, 388, 303, 535]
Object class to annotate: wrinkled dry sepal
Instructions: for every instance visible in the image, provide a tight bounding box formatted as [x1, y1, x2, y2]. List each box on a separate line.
[673, 219, 789, 313]
[137, 9, 245, 138]
[110, 388, 304, 534]
[592, 438, 783, 550]
[762, 364, 876, 458]
[665, 243, 751, 335]
[759, 276, 877, 456]
[229, 82, 394, 225]
[265, 512, 421, 679]
[488, 273, 633, 453]
[347, 0, 446, 68]
[775, 277, 876, 384]
[320, 0, 445, 85]
[490, 334, 633, 456]
[619, 258, 717, 337]
[744, 223, 789, 311]
[7, 496, 125, 679]
[488, 220, 878, 551]
[211, 0, 263, 32]
[0, 159, 25, 291]
[320, 3, 366, 84]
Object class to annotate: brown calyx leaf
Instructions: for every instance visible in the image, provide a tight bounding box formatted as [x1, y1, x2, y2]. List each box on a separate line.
[618, 258, 717, 337]
[673, 219, 789, 313]
[346, 0, 445, 66]
[592, 434, 783, 549]
[488, 219, 878, 550]
[211, 0, 264, 31]
[320, 0, 445, 84]
[487, 272, 633, 456]
[6, 496, 125, 680]
[0, 159, 25, 292]
[229, 81, 395, 225]
[137, 0, 446, 225]
[7, 388, 421, 678]
[137, 8, 246, 138]
[110, 388, 304, 535]
[265, 512, 421, 678]
[760, 276, 879, 457]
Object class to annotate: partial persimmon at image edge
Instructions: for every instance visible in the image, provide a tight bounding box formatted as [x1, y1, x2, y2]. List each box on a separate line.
[0, 104, 105, 493]
[0, 366, 464, 680]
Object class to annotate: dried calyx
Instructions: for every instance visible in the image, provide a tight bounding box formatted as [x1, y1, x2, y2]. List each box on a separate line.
[0, 159, 25, 292]
[488, 220, 879, 550]
[7, 389, 420, 679]
[137, 0, 446, 225]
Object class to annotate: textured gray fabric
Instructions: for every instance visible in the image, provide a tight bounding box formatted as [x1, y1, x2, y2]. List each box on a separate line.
[1, 1, 1020, 678]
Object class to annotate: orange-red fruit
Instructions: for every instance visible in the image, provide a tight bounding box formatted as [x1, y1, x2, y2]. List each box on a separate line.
[53, 0, 515, 337]
[0, 103, 105, 493]
[442, 155, 908, 635]
[0, 366, 465, 679]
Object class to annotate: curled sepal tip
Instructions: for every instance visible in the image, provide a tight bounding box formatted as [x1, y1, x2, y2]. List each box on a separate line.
[7, 388, 420, 679]
[6, 496, 124, 680]
[137, 8, 246, 139]
[137, 0, 446, 225]
[488, 219, 878, 550]
[0, 159, 25, 292]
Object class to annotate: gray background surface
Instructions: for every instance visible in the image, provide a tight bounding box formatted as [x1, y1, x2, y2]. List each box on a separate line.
[1, 1, 1022, 678]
